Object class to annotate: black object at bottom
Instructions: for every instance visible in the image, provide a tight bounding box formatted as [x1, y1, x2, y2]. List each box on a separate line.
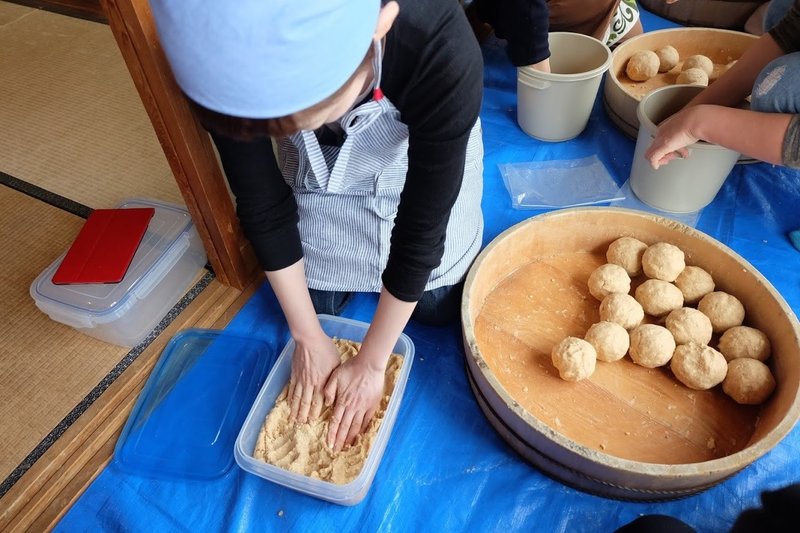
[615, 515, 697, 533]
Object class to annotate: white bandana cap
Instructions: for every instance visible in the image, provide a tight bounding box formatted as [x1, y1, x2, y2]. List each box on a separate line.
[149, 0, 380, 118]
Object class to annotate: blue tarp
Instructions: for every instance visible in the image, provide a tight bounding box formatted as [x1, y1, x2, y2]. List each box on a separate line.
[57, 9, 800, 532]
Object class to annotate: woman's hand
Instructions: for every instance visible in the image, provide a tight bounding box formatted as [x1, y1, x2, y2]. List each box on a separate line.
[320, 286, 414, 452]
[288, 333, 341, 424]
[644, 106, 705, 169]
[529, 57, 550, 73]
[263, 259, 342, 424]
[324, 355, 386, 452]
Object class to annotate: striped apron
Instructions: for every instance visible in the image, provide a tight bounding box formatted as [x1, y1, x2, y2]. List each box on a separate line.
[276, 42, 484, 295]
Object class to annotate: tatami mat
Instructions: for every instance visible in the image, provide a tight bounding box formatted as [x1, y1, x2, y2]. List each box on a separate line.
[0, 1, 219, 493]
[0, 187, 130, 481]
[0, 0, 28, 25]
[0, 1, 182, 209]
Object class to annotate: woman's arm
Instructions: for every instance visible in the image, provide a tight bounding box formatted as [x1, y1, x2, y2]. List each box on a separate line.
[207, 132, 340, 423]
[266, 261, 341, 424]
[321, 3, 483, 449]
[473, 0, 551, 67]
[208, 132, 303, 272]
[324, 289, 415, 451]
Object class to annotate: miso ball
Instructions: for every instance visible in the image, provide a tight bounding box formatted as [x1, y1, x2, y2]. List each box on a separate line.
[683, 54, 714, 76]
[656, 45, 679, 72]
[551, 337, 597, 382]
[599, 293, 645, 330]
[698, 291, 745, 333]
[629, 324, 676, 368]
[718, 326, 771, 362]
[588, 263, 631, 301]
[635, 279, 684, 317]
[722, 358, 776, 405]
[665, 307, 713, 345]
[627, 50, 660, 82]
[671, 342, 728, 390]
[674, 266, 715, 305]
[676, 67, 709, 87]
[585, 321, 630, 362]
[642, 242, 685, 282]
[606, 237, 649, 277]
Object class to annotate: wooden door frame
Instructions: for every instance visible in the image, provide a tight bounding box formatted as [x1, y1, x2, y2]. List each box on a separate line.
[99, 0, 259, 289]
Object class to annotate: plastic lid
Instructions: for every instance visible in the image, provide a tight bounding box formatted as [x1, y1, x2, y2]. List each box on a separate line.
[32, 199, 193, 315]
[114, 329, 276, 480]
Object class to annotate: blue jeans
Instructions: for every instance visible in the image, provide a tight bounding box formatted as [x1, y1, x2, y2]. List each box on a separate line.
[751, 52, 800, 114]
[764, 0, 795, 31]
[752, 0, 800, 115]
[308, 282, 464, 327]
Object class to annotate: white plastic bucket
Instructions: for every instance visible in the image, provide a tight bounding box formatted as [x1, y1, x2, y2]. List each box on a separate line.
[630, 85, 741, 213]
[517, 32, 612, 142]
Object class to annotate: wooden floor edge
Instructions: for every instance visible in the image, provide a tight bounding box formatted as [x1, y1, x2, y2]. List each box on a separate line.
[0, 275, 264, 531]
[3, 0, 108, 24]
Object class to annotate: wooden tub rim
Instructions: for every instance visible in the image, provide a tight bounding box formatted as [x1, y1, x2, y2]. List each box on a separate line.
[461, 206, 800, 477]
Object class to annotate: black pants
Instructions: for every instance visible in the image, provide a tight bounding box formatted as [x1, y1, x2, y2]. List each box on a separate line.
[308, 282, 463, 327]
[616, 483, 800, 533]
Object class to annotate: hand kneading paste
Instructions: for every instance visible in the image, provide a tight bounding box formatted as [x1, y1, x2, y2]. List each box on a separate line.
[254, 339, 403, 485]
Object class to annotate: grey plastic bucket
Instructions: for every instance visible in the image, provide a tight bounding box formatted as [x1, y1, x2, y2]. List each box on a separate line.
[630, 85, 741, 213]
[517, 32, 612, 142]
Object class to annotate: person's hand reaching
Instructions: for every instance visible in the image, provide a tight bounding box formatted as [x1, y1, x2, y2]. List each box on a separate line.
[288, 333, 341, 424]
[644, 106, 705, 169]
[324, 355, 385, 452]
[529, 57, 551, 73]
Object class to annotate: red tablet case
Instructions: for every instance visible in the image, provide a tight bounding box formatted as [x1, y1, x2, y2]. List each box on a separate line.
[51, 207, 155, 285]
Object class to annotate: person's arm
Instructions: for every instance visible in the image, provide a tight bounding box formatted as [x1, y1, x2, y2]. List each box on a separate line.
[266, 261, 341, 424]
[323, 3, 484, 450]
[685, 32, 786, 109]
[381, 16, 483, 304]
[475, 0, 551, 67]
[324, 290, 415, 451]
[208, 132, 303, 271]
[529, 58, 551, 73]
[646, 105, 792, 167]
[645, 32, 788, 167]
[209, 132, 339, 423]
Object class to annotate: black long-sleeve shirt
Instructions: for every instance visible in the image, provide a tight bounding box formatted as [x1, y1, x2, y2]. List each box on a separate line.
[209, 0, 483, 301]
[474, 0, 551, 66]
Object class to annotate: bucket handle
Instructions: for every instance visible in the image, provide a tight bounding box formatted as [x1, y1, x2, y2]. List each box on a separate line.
[520, 76, 551, 90]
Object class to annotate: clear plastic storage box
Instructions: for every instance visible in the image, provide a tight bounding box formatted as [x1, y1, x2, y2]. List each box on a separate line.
[30, 198, 207, 347]
[235, 315, 415, 506]
[114, 329, 275, 480]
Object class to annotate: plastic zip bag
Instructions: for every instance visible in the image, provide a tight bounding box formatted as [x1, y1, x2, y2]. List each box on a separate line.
[499, 155, 625, 209]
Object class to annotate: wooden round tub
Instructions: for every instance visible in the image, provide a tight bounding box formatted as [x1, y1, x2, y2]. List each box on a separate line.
[603, 27, 757, 139]
[461, 208, 800, 500]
